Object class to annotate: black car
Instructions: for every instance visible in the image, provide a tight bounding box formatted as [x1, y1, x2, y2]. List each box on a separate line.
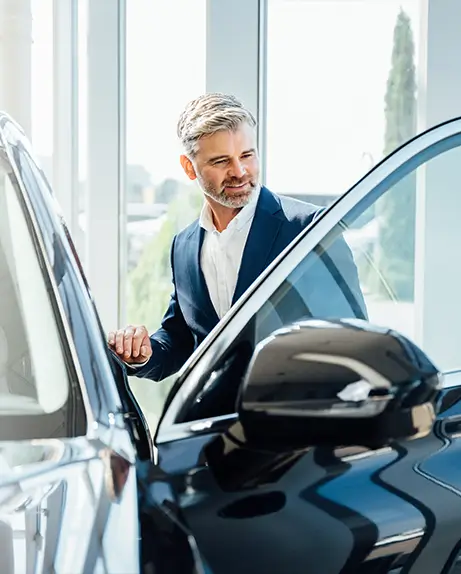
[1, 110, 461, 574]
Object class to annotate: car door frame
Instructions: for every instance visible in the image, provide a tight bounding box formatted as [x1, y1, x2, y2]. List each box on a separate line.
[156, 115, 461, 442]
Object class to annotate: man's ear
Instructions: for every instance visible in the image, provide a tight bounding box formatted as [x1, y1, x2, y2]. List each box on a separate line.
[180, 155, 197, 180]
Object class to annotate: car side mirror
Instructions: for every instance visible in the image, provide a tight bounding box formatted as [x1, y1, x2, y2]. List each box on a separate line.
[238, 319, 441, 450]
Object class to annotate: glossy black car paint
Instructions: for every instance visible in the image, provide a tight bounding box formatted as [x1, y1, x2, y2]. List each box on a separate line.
[239, 319, 440, 450]
[2, 109, 461, 574]
[155, 376, 461, 574]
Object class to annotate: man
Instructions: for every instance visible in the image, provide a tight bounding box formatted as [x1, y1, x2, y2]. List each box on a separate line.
[108, 93, 365, 381]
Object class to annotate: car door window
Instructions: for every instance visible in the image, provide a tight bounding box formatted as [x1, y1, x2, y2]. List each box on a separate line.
[254, 145, 458, 356]
[171, 125, 461, 425]
[0, 152, 86, 440]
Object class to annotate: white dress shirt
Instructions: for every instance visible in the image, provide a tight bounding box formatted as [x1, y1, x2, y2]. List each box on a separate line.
[126, 189, 259, 370]
[199, 188, 260, 319]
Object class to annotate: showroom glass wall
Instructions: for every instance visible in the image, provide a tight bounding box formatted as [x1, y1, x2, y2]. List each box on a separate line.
[124, 0, 207, 423]
[0, 0, 54, 185]
[266, 0, 421, 204]
[0, 0, 460, 429]
[265, 0, 422, 384]
[123, 0, 263, 427]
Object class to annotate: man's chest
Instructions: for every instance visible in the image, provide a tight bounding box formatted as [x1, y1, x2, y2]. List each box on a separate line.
[200, 228, 251, 318]
[201, 229, 248, 281]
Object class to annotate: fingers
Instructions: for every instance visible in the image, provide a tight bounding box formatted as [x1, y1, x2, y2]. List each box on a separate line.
[140, 330, 152, 360]
[132, 326, 147, 358]
[107, 325, 151, 363]
[122, 326, 135, 360]
[115, 328, 128, 357]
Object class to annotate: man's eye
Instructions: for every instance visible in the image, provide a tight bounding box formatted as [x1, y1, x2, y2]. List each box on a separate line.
[242, 152, 253, 159]
[214, 159, 226, 166]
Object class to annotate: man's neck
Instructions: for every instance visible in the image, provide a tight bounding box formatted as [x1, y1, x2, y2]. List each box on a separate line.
[207, 199, 241, 232]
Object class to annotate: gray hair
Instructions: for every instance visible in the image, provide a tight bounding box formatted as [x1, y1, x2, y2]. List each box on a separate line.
[177, 93, 257, 157]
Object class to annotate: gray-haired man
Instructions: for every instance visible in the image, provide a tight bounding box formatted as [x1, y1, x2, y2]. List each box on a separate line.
[108, 93, 365, 381]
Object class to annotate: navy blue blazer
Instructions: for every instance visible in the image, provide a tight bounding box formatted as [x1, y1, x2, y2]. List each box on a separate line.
[133, 187, 366, 381]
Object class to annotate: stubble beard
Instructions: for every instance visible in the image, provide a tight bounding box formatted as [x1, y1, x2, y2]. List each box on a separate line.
[201, 179, 259, 209]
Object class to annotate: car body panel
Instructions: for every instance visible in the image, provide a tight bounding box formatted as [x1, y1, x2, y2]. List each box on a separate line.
[155, 385, 461, 574]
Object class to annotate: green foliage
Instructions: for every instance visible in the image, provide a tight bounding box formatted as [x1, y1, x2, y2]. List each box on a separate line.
[383, 10, 417, 157]
[376, 9, 417, 301]
[126, 182, 202, 426]
[127, 182, 202, 330]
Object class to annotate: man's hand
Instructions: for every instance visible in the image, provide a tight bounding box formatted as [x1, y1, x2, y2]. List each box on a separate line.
[107, 325, 152, 365]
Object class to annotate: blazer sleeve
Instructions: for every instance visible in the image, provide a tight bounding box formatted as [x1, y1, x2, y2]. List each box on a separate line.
[128, 235, 195, 382]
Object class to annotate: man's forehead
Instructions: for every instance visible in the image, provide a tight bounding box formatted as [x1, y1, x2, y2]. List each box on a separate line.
[197, 124, 257, 156]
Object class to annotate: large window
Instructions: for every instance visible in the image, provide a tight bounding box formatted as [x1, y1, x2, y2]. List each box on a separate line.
[266, 0, 420, 206]
[77, 0, 88, 267]
[0, 0, 54, 180]
[124, 0, 207, 429]
[31, 0, 54, 182]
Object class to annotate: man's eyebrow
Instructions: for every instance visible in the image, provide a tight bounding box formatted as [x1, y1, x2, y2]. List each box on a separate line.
[207, 154, 229, 163]
[207, 149, 256, 163]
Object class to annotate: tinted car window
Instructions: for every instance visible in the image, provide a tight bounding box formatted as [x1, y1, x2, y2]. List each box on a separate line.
[0, 152, 86, 439]
[182, 230, 366, 422]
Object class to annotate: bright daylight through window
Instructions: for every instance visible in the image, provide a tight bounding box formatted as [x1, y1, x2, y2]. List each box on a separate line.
[124, 0, 207, 428]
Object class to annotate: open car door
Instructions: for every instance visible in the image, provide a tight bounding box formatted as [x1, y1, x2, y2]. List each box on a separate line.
[144, 119, 461, 574]
[146, 116, 461, 574]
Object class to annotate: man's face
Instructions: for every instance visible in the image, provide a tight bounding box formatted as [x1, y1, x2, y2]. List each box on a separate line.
[181, 122, 260, 209]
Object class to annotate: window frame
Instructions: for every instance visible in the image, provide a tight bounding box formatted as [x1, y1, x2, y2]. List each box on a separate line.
[155, 115, 461, 443]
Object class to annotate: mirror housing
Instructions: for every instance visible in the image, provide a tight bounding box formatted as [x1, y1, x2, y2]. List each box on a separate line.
[238, 319, 441, 450]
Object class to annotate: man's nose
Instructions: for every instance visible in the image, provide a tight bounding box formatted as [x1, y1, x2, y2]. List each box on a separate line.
[228, 159, 246, 178]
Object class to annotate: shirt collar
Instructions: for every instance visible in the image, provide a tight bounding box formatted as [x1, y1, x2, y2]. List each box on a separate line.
[199, 201, 215, 232]
[199, 186, 260, 233]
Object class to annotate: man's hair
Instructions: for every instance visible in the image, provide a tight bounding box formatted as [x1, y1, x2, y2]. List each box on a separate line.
[177, 92, 257, 157]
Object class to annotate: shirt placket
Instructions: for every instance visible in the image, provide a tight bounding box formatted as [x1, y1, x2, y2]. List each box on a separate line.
[215, 230, 232, 318]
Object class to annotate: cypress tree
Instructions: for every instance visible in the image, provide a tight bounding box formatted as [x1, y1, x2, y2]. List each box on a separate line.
[377, 9, 417, 301]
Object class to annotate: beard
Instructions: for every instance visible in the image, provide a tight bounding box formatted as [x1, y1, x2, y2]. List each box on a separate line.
[199, 176, 259, 209]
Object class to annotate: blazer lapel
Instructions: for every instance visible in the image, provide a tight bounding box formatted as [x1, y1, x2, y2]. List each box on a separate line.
[186, 223, 220, 327]
[232, 187, 284, 304]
